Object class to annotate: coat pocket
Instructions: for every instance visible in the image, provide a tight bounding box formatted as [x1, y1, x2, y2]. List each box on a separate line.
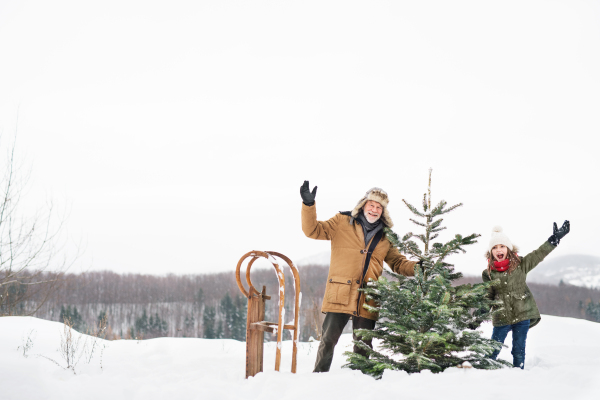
[511, 292, 530, 300]
[326, 276, 353, 306]
[511, 291, 532, 315]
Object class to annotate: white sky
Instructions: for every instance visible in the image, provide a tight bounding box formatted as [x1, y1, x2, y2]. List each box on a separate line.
[0, 0, 599, 277]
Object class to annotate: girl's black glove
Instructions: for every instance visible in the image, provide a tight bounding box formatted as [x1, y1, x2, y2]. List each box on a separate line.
[300, 180, 317, 206]
[548, 220, 570, 246]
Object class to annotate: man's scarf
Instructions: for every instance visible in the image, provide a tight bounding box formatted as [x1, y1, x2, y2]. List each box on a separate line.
[357, 212, 383, 246]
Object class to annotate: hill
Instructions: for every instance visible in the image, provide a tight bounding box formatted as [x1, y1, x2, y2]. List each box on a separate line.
[5, 265, 600, 341]
[527, 254, 600, 288]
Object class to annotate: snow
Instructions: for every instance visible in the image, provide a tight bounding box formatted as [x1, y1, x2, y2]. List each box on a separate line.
[2, 315, 600, 399]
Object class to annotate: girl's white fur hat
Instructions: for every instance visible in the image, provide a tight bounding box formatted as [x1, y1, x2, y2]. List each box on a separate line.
[488, 226, 517, 252]
[351, 187, 394, 228]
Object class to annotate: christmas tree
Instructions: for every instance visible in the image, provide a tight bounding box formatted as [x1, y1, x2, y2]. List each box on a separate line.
[345, 169, 511, 378]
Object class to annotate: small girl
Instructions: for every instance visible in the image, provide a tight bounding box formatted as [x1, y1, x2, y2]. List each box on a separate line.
[482, 220, 570, 369]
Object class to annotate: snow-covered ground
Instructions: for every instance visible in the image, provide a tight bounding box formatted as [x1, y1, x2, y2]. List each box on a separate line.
[2, 315, 599, 400]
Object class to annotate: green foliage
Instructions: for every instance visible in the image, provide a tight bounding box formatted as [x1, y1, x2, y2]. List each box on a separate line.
[184, 313, 195, 337]
[216, 320, 223, 339]
[134, 309, 168, 338]
[134, 309, 149, 335]
[345, 169, 511, 378]
[196, 288, 204, 305]
[97, 310, 107, 325]
[60, 305, 86, 332]
[202, 292, 247, 340]
[203, 306, 217, 338]
[220, 292, 247, 341]
[585, 300, 600, 322]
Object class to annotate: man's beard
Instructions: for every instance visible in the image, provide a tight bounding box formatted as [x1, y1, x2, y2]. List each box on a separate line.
[364, 210, 381, 224]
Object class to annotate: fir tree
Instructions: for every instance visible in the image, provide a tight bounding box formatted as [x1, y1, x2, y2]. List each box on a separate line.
[195, 288, 204, 306]
[150, 312, 168, 336]
[59, 305, 67, 322]
[219, 293, 247, 341]
[231, 294, 247, 341]
[134, 310, 168, 338]
[135, 309, 149, 335]
[345, 169, 511, 378]
[184, 313, 195, 337]
[585, 301, 600, 322]
[203, 306, 216, 338]
[216, 320, 223, 339]
[97, 310, 107, 325]
[221, 292, 234, 338]
[59, 305, 85, 332]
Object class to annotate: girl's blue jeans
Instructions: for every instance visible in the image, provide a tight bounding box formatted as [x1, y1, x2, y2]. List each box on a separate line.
[490, 319, 530, 369]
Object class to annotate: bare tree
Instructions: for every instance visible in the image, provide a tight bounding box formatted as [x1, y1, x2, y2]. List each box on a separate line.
[0, 135, 73, 316]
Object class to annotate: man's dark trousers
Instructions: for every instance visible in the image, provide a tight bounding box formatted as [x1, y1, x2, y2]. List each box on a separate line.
[313, 312, 376, 372]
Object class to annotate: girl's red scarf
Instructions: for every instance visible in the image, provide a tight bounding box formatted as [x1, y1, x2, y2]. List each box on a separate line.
[491, 258, 510, 272]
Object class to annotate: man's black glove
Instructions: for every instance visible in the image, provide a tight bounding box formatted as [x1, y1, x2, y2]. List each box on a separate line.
[548, 220, 570, 246]
[300, 180, 317, 206]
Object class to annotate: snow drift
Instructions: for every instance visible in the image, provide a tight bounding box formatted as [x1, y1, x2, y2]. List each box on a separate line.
[1, 315, 599, 400]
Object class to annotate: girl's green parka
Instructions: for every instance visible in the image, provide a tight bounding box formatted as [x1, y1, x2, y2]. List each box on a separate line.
[482, 241, 556, 328]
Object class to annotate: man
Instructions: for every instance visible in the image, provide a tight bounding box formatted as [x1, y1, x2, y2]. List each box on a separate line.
[300, 181, 416, 372]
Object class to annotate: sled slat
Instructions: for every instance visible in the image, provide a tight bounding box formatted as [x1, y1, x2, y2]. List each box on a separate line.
[250, 322, 275, 333]
[250, 321, 296, 331]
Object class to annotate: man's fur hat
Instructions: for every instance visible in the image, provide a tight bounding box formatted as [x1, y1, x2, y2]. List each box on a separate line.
[351, 187, 394, 228]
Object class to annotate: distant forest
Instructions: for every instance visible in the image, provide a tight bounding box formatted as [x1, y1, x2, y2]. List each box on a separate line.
[4, 265, 600, 341]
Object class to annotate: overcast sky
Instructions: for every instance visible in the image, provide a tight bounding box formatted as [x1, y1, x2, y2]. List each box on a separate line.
[0, 0, 598, 278]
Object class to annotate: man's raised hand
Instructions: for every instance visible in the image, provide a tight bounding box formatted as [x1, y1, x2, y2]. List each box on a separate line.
[300, 180, 317, 206]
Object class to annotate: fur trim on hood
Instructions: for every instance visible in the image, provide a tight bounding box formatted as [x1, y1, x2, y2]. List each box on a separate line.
[351, 187, 394, 228]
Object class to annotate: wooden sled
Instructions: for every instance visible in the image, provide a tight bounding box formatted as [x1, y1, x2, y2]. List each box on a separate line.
[235, 251, 301, 378]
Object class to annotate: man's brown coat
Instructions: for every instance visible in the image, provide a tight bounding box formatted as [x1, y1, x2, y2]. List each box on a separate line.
[302, 202, 416, 320]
